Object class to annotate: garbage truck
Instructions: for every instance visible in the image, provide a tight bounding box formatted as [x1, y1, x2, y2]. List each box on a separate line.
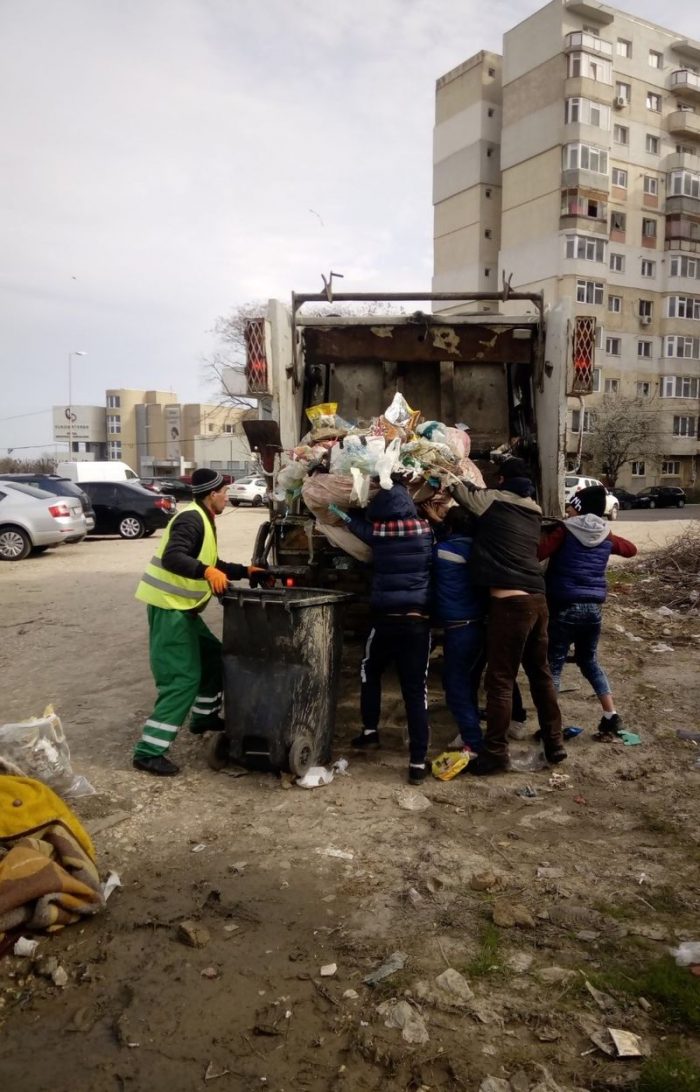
[241, 289, 588, 595]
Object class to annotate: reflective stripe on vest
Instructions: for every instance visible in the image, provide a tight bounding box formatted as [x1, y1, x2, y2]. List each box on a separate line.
[134, 502, 218, 611]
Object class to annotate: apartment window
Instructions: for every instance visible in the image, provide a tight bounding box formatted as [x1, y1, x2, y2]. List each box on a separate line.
[487, 107, 495, 117]
[608, 294, 622, 313]
[571, 409, 595, 433]
[637, 340, 653, 358]
[208, 424, 214, 432]
[676, 143, 696, 155]
[646, 91, 661, 112]
[488, 67, 496, 77]
[642, 217, 657, 239]
[566, 235, 606, 262]
[673, 415, 697, 437]
[643, 175, 658, 196]
[639, 299, 653, 318]
[670, 256, 700, 279]
[667, 296, 700, 319]
[563, 142, 608, 173]
[561, 190, 606, 219]
[591, 367, 602, 392]
[565, 97, 610, 128]
[486, 147, 494, 157]
[604, 378, 620, 394]
[669, 169, 700, 198]
[106, 394, 121, 409]
[615, 81, 631, 102]
[485, 188, 492, 198]
[484, 267, 491, 276]
[617, 38, 632, 58]
[631, 461, 646, 476]
[106, 414, 121, 434]
[107, 441, 122, 460]
[613, 124, 629, 145]
[484, 228, 492, 238]
[609, 252, 624, 272]
[636, 381, 651, 397]
[645, 134, 660, 155]
[611, 167, 628, 188]
[568, 53, 612, 83]
[576, 279, 604, 305]
[641, 259, 656, 277]
[661, 373, 700, 395]
[661, 460, 681, 476]
[664, 337, 700, 360]
[648, 50, 662, 69]
[610, 210, 626, 233]
[595, 325, 604, 350]
[606, 336, 621, 355]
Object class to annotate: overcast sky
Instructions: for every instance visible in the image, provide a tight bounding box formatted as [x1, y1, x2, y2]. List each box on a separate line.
[1, 0, 697, 455]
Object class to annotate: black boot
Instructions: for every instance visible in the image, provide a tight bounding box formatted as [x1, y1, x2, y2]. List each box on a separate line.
[408, 760, 429, 785]
[466, 752, 510, 776]
[351, 729, 380, 750]
[133, 754, 180, 776]
[595, 713, 623, 740]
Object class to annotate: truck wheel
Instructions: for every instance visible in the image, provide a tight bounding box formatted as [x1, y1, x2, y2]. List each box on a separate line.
[252, 521, 271, 566]
[0, 526, 31, 561]
[206, 733, 229, 772]
[289, 734, 314, 777]
[119, 515, 145, 539]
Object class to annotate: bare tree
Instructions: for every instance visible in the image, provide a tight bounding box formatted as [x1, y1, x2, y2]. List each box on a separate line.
[583, 395, 660, 487]
[0, 453, 58, 474]
[201, 301, 265, 407]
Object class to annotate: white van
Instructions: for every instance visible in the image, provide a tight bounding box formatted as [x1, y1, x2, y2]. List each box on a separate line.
[56, 460, 139, 483]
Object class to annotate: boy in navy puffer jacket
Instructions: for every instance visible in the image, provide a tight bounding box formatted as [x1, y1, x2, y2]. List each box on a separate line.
[538, 484, 637, 737]
[329, 482, 434, 784]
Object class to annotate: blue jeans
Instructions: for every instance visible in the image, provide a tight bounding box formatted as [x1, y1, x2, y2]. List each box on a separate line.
[442, 620, 486, 751]
[548, 602, 611, 697]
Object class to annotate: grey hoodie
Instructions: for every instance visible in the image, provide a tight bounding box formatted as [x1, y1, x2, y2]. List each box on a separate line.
[565, 512, 611, 548]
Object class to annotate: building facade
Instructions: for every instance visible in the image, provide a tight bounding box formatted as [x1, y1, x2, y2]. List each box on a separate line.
[433, 0, 700, 491]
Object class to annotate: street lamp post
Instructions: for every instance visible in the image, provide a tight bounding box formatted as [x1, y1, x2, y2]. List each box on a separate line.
[67, 351, 87, 455]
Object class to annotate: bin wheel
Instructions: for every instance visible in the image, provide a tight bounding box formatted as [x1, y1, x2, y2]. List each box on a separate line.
[206, 733, 229, 772]
[289, 734, 314, 777]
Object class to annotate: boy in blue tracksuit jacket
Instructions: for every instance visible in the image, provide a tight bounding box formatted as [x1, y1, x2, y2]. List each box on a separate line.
[329, 482, 434, 785]
[538, 484, 637, 737]
[433, 507, 487, 753]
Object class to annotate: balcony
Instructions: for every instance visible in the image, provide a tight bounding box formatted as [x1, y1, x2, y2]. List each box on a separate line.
[564, 31, 612, 57]
[666, 110, 700, 139]
[670, 70, 700, 100]
[666, 195, 700, 216]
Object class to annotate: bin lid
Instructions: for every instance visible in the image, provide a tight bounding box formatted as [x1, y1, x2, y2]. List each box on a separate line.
[221, 587, 353, 611]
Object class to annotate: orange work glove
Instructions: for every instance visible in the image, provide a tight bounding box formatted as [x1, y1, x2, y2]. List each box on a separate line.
[204, 566, 229, 595]
[247, 565, 275, 589]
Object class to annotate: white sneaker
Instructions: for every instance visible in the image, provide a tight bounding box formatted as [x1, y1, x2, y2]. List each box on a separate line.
[507, 721, 529, 741]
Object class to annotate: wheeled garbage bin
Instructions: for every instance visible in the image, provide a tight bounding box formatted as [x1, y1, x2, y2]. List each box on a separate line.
[208, 587, 350, 776]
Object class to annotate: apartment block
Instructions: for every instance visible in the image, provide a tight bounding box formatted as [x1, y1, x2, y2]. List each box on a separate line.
[433, 0, 700, 490]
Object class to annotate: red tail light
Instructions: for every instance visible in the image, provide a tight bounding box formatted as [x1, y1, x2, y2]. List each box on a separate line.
[284, 577, 296, 588]
[49, 503, 71, 518]
[154, 497, 174, 510]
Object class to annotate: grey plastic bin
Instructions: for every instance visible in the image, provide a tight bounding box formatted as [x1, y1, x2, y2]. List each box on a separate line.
[209, 587, 350, 775]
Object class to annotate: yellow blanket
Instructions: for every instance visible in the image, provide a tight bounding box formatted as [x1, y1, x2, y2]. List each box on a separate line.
[0, 775, 104, 935]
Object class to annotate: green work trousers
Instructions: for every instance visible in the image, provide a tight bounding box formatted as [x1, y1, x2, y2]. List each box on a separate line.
[134, 605, 223, 759]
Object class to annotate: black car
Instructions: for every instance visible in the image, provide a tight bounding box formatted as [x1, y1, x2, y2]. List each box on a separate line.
[634, 486, 687, 509]
[0, 473, 96, 530]
[80, 481, 177, 538]
[611, 487, 638, 511]
[140, 477, 192, 501]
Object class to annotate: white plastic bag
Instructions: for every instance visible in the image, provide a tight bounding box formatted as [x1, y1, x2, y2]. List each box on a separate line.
[0, 706, 95, 798]
[375, 437, 401, 491]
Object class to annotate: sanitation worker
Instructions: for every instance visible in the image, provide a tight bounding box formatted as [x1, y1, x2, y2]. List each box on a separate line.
[132, 467, 267, 776]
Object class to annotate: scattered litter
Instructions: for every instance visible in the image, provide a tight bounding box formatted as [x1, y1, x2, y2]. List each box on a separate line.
[585, 980, 614, 1010]
[177, 921, 210, 949]
[434, 967, 475, 1004]
[204, 1062, 230, 1082]
[563, 725, 584, 740]
[191, 843, 207, 853]
[492, 901, 535, 929]
[101, 870, 122, 901]
[670, 941, 700, 967]
[510, 748, 548, 773]
[407, 886, 423, 907]
[201, 966, 219, 979]
[650, 642, 674, 653]
[515, 785, 538, 799]
[431, 750, 471, 780]
[363, 951, 407, 986]
[613, 624, 642, 643]
[320, 963, 337, 977]
[656, 605, 678, 617]
[0, 706, 95, 797]
[13, 936, 40, 957]
[609, 1028, 646, 1057]
[619, 731, 642, 746]
[343, 989, 359, 1000]
[223, 923, 240, 933]
[315, 845, 354, 861]
[376, 999, 429, 1044]
[548, 772, 570, 790]
[639, 997, 652, 1012]
[296, 758, 349, 789]
[394, 787, 432, 811]
[51, 965, 69, 988]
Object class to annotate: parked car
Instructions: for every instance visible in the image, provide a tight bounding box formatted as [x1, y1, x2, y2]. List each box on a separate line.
[564, 475, 619, 520]
[633, 485, 687, 510]
[56, 460, 139, 482]
[0, 480, 88, 560]
[0, 473, 96, 531]
[610, 487, 638, 511]
[228, 475, 267, 507]
[80, 481, 176, 539]
[140, 477, 192, 501]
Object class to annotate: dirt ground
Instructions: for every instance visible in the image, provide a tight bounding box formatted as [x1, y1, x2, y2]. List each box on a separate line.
[1, 506, 699, 1092]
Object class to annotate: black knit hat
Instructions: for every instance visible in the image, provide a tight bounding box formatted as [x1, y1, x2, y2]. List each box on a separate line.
[191, 468, 225, 496]
[569, 485, 606, 517]
[499, 457, 531, 481]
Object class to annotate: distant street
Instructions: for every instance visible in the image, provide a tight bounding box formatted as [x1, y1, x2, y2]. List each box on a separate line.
[618, 504, 699, 523]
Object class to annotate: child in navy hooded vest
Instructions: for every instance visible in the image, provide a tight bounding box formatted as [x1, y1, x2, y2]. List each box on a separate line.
[538, 484, 637, 738]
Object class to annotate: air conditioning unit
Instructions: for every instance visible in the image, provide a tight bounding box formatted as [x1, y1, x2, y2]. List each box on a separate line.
[613, 96, 627, 109]
[640, 315, 652, 326]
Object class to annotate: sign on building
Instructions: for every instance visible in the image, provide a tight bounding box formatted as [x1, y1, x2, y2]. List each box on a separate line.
[52, 405, 107, 442]
[164, 404, 182, 459]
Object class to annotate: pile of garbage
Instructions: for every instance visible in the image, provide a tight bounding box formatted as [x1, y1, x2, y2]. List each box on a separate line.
[272, 395, 485, 561]
[632, 525, 700, 611]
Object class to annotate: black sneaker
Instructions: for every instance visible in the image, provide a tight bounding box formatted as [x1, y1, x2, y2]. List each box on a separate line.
[466, 752, 510, 777]
[596, 713, 623, 739]
[351, 729, 380, 750]
[190, 716, 226, 736]
[133, 754, 180, 776]
[408, 760, 429, 785]
[543, 743, 567, 765]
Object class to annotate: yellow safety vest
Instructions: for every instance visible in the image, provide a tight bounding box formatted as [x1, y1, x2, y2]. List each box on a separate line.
[135, 502, 218, 611]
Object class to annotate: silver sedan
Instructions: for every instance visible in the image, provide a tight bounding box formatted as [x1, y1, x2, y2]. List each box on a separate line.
[0, 481, 88, 561]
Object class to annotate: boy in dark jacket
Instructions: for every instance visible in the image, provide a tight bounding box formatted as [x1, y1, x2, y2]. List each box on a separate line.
[539, 484, 637, 737]
[329, 482, 433, 784]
